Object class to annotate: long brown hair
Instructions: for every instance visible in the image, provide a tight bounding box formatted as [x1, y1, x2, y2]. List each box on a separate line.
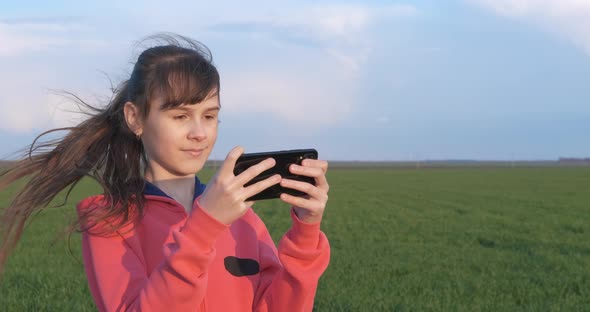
[0, 33, 220, 274]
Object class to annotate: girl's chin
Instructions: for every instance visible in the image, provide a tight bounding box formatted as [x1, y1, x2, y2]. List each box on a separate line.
[147, 156, 207, 177]
[180, 162, 206, 175]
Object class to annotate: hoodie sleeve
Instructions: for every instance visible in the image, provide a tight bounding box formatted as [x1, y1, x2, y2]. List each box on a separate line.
[253, 208, 331, 312]
[78, 196, 228, 312]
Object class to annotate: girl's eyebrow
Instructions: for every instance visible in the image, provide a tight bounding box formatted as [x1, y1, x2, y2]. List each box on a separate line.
[170, 105, 220, 112]
[204, 106, 221, 112]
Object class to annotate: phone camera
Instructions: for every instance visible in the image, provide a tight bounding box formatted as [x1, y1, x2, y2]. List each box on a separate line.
[303, 153, 316, 159]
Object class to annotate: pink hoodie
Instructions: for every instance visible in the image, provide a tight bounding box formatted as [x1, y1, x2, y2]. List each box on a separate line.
[77, 184, 330, 311]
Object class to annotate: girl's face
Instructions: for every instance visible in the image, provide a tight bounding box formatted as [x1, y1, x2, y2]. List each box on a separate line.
[139, 95, 220, 180]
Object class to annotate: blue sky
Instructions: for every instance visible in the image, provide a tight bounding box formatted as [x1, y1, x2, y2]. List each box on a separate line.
[0, 0, 589, 161]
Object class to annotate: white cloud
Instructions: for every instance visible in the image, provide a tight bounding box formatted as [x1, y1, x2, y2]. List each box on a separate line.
[204, 3, 417, 125]
[221, 70, 353, 126]
[469, 0, 590, 54]
[0, 23, 52, 56]
[206, 3, 416, 71]
[0, 51, 105, 133]
[129, 2, 417, 127]
[0, 83, 91, 133]
[130, 2, 416, 73]
[270, 4, 416, 40]
[0, 2, 416, 133]
[0, 19, 108, 56]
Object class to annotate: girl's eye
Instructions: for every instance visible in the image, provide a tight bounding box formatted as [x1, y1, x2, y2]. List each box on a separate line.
[205, 115, 217, 120]
[174, 115, 188, 120]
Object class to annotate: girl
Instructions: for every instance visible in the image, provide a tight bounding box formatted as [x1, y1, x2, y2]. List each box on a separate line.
[0, 34, 330, 311]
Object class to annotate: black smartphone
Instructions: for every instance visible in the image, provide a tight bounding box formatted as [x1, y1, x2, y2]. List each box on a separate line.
[233, 148, 318, 201]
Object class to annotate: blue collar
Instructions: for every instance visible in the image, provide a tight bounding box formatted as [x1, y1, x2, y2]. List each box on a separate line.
[143, 176, 206, 202]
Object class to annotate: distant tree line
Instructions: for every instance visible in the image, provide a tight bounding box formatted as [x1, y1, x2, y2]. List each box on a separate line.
[558, 157, 590, 164]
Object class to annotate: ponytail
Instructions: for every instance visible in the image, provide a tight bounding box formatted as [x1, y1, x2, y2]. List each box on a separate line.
[0, 81, 146, 274]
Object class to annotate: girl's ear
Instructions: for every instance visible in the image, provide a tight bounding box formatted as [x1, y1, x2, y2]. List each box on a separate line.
[123, 102, 143, 137]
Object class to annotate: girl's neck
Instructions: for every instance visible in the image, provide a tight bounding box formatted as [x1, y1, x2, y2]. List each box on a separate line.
[144, 168, 196, 212]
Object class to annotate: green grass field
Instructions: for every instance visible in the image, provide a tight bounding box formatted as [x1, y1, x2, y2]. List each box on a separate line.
[1, 167, 589, 311]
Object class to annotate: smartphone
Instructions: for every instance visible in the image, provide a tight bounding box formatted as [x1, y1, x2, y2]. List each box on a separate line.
[233, 148, 318, 201]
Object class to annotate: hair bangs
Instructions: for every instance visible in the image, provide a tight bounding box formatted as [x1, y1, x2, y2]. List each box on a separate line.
[149, 55, 219, 110]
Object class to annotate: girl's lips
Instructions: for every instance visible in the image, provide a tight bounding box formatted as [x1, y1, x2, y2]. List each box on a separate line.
[182, 148, 205, 157]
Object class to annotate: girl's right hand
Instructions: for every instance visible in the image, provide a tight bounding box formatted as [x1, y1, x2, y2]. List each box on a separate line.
[197, 146, 281, 224]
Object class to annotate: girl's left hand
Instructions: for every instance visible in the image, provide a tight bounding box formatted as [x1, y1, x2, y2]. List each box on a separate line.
[279, 159, 329, 224]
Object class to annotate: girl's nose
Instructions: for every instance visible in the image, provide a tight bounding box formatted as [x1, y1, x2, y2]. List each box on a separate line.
[188, 122, 206, 141]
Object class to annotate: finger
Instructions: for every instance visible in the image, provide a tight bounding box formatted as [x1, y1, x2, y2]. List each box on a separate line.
[280, 178, 327, 201]
[289, 164, 323, 178]
[314, 174, 330, 193]
[296, 160, 330, 191]
[235, 157, 276, 186]
[242, 174, 282, 200]
[219, 146, 244, 177]
[279, 193, 323, 211]
[301, 159, 329, 173]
